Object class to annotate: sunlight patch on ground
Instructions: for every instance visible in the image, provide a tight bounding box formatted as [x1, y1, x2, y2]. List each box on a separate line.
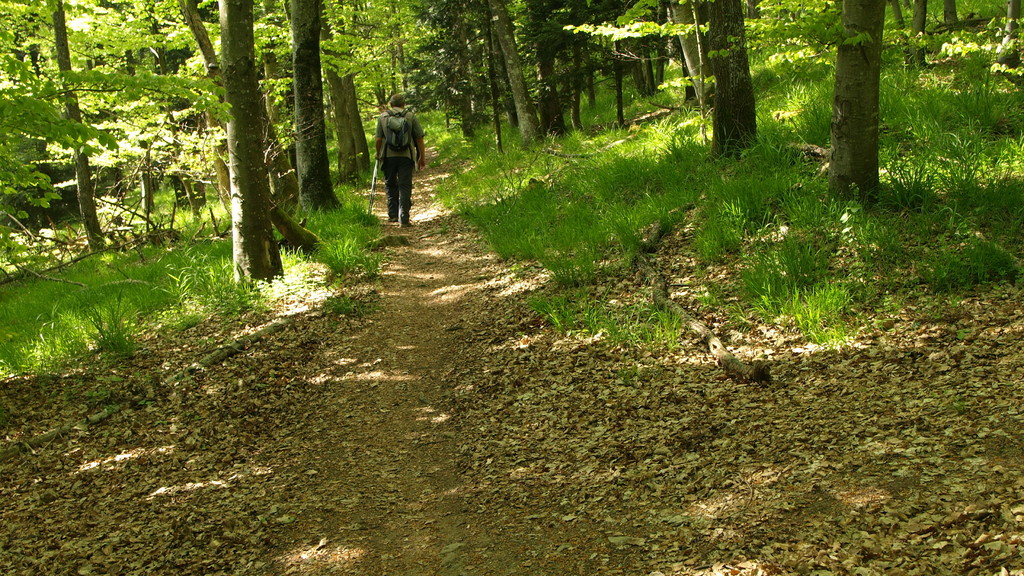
[280, 538, 364, 573]
[833, 485, 891, 508]
[148, 478, 228, 499]
[429, 282, 486, 303]
[664, 559, 784, 575]
[76, 445, 175, 474]
[414, 406, 450, 424]
[686, 467, 789, 520]
[350, 370, 417, 383]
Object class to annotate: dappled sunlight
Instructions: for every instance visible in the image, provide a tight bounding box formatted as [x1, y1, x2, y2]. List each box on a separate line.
[148, 478, 228, 499]
[667, 559, 783, 575]
[833, 485, 891, 508]
[350, 369, 418, 383]
[430, 281, 487, 303]
[414, 406, 450, 424]
[76, 445, 175, 474]
[279, 538, 364, 573]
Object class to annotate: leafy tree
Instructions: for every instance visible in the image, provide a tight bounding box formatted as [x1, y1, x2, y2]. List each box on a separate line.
[51, 0, 104, 250]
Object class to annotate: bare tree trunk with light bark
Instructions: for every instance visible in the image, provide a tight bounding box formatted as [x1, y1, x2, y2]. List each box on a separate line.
[487, 0, 541, 145]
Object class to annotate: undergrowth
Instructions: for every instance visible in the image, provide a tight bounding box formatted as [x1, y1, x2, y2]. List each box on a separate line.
[437, 45, 1022, 349]
[0, 190, 381, 377]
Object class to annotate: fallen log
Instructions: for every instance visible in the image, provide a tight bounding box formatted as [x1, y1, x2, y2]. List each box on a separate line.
[636, 221, 771, 384]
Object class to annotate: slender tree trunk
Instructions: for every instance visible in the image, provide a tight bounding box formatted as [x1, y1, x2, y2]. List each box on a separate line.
[830, 0, 886, 202]
[889, 0, 906, 27]
[52, 0, 103, 250]
[668, 0, 711, 112]
[219, 0, 283, 281]
[614, 50, 625, 127]
[485, 14, 505, 153]
[325, 68, 359, 182]
[537, 51, 565, 135]
[487, 0, 541, 145]
[179, 0, 232, 206]
[997, 0, 1022, 69]
[909, 0, 928, 65]
[943, 0, 957, 24]
[568, 42, 584, 131]
[291, 0, 339, 210]
[707, 0, 757, 157]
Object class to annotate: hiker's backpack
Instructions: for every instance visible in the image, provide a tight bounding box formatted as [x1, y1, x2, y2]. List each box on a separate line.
[384, 110, 412, 153]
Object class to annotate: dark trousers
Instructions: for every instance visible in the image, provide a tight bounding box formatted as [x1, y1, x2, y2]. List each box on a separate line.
[383, 156, 414, 222]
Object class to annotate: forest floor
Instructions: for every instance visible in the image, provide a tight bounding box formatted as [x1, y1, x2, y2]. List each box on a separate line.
[2, 160, 1024, 576]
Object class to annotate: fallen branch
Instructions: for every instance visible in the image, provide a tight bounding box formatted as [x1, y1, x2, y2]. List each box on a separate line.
[636, 221, 771, 384]
[0, 317, 295, 462]
[0, 404, 120, 463]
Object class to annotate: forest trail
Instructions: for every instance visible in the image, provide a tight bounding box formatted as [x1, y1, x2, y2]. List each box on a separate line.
[266, 163, 525, 575]
[2, 160, 1024, 576]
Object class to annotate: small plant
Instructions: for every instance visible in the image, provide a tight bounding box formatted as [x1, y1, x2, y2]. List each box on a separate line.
[541, 250, 597, 287]
[880, 158, 938, 212]
[696, 205, 745, 262]
[325, 295, 373, 316]
[84, 296, 139, 357]
[782, 284, 852, 345]
[742, 235, 830, 316]
[529, 293, 580, 333]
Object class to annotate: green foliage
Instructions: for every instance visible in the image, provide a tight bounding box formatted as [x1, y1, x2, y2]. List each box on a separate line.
[742, 235, 831, 316]
[83, 295, 139, 357]
[922, 237, 1020, 292]
[305, 198, 383, 278]
[528, 290, 685, 350]
[781, 284, 852, 345]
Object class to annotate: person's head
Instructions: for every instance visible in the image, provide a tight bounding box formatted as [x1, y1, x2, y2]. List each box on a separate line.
[389, 93, 406, 108]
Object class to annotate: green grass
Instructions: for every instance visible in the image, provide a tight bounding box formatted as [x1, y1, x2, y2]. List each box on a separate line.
[0, 187, 382, 377]
[433, 41, 1022, 347]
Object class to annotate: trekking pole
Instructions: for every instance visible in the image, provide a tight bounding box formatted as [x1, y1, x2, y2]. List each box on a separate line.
[368, 157, 380, 214]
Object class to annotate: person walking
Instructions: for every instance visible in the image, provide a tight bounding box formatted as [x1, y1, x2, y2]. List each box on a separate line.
[375, 93, 426, 227]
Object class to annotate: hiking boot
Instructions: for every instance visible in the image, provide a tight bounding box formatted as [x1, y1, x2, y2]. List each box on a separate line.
[388, 217, 398, 223]
[400, 220, 412, 228]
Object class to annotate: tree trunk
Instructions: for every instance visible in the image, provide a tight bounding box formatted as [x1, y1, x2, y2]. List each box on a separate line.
[487, 0, 541, 145]
[568, 43, 584, 131]
[219, 0, 283, 281]
[291, 0, 339, 210]
[667, 0, 712, 112]
[536, 51, 566, 135]
[889, 0, 906, 28]
[178, 0, 232, 206]
[909, 0, 928, 65]
[486, 15, 505, 153]
[830, 0, 886, 203]
[614, 50, 625, 127]
[52, 0, 104, 251]
[943, 0, 957, 24]
[325, 67, 360, 182]
[997, 0, 1021, 69]
[707, 0, 757, 157]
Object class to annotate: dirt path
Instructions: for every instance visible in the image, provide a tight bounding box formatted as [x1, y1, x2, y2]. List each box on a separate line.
[265, 166, 526, 575]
